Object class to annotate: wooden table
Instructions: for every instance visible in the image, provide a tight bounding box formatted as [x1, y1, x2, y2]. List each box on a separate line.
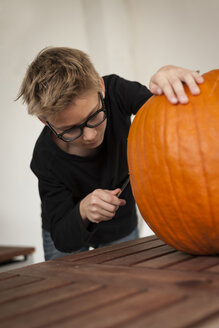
[0, 235, 219, 328]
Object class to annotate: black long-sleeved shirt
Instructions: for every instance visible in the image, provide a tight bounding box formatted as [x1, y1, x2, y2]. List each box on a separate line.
[30, 74, 152, 252]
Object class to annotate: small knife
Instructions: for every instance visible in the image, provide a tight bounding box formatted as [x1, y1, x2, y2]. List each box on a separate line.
[117, 176, 130, 197]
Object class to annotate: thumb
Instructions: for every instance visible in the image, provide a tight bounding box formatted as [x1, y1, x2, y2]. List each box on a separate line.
[110, 188, 121, 196]
[110, 188, 126, 209]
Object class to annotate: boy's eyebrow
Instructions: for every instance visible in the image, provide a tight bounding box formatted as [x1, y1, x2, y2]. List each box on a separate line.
[56, 100, 100, 130]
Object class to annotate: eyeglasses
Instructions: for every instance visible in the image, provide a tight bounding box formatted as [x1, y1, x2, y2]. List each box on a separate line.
[46, 92, 106, 143]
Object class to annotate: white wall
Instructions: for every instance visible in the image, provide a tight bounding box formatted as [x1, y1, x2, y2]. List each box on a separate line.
[0, 0, 218, 264]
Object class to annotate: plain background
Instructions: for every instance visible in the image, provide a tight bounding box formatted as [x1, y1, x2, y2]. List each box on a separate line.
[0, 0, 218, 263]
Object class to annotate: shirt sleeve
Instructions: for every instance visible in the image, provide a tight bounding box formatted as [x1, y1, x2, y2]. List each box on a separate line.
[37, 170, 97, 252]
[108, 74, 153, 116]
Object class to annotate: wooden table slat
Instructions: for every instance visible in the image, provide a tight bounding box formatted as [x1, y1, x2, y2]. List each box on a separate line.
[0, 281, 102, 321]
[0, 285, 142, 328]
[190, 312, 219, 328]
[0, 272, 19, 281]
[204, 263, 219, 273]
[56, 235, 159, 263]
[0, 275, 43, 291]
[135, 249, 193, 269]
[118, 293, 219, 328]
[68, 239, 167, 265]
[101, 244, 176, 266]
[48, 289, 185, 328]
[0, 276, 82, 304]
[166, 255, 219, 272]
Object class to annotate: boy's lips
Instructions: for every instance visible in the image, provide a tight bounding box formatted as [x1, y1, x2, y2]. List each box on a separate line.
[85, 140, 98, 146]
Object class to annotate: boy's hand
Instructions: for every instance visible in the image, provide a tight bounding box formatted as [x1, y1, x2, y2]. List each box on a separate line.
[80, 188, 126, 224]
[149, 65, 204, 104]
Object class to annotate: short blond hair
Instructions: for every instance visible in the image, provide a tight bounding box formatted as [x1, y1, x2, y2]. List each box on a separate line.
[16, 47, 102, 118]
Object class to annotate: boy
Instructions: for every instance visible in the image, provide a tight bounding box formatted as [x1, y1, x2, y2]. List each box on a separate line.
[17, 47, 203, 260]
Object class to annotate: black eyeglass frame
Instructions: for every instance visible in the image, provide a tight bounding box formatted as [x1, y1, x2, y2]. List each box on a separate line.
[46, 92, 106, 143]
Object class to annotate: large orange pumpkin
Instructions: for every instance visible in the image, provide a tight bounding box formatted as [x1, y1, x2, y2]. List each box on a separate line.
[127, 69, 219, 255]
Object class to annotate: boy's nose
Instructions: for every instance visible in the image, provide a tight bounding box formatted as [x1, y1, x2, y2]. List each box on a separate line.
[83, 127, 97, 141]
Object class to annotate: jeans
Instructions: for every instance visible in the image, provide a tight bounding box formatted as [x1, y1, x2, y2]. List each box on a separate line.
[42, 226, 139, 261]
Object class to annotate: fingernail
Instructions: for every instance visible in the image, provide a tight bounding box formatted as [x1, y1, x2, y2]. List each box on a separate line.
[180, 96, 188, 103]
[157, 87, 162, 95]
[193, 87, 200, 94]
[197, 76, 204, 83]
[170, 97, 178, 104]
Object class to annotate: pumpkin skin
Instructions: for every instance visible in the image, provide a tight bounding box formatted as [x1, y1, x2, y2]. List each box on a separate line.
[127, 69, 219, 255]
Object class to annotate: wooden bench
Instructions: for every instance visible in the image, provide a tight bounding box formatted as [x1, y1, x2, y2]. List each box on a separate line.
[0, 235, 218, 327]
[0, 246, 35, 272]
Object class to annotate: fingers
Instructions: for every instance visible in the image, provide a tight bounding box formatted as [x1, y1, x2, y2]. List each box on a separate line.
[165, 77, 189, 104]
[90, 197, 119, 218]
[99, 189, 126, 206]
[151, 76, 182, 104]
[192, 70, 205, 84]
[182, 71, 204, 95]
[149, 65, 204, 105]
[149, 81, 163, 95]
[88, 206, 116, 223]
[80, 188, 126, 224]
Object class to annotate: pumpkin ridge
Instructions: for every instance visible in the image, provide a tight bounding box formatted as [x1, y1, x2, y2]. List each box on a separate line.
[175, 102, 198, 251]
[177, 101, 208, 253]
[144, 98, 183, 248]
[191, 87, 217, 248]
[208, 74, 219, 97]
[165, 99, 204, 252]
[128, 105, 144, 201]
[130, 102, 162, 239]
[163, 99, 202, 253]
[134, 105, 159, 225]
[152, 98, 183, 247]
[142, 101, 169, 237]
[142, 102, 172, 240]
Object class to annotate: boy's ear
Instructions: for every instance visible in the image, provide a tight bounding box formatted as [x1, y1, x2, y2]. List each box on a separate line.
[100, 77, 105, 97]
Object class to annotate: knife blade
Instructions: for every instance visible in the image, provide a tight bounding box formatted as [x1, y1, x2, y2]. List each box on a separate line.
[117, 176, 130, 197]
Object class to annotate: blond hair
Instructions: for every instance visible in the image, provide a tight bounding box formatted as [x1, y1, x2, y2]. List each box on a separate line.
[16, 47, 101, 118]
